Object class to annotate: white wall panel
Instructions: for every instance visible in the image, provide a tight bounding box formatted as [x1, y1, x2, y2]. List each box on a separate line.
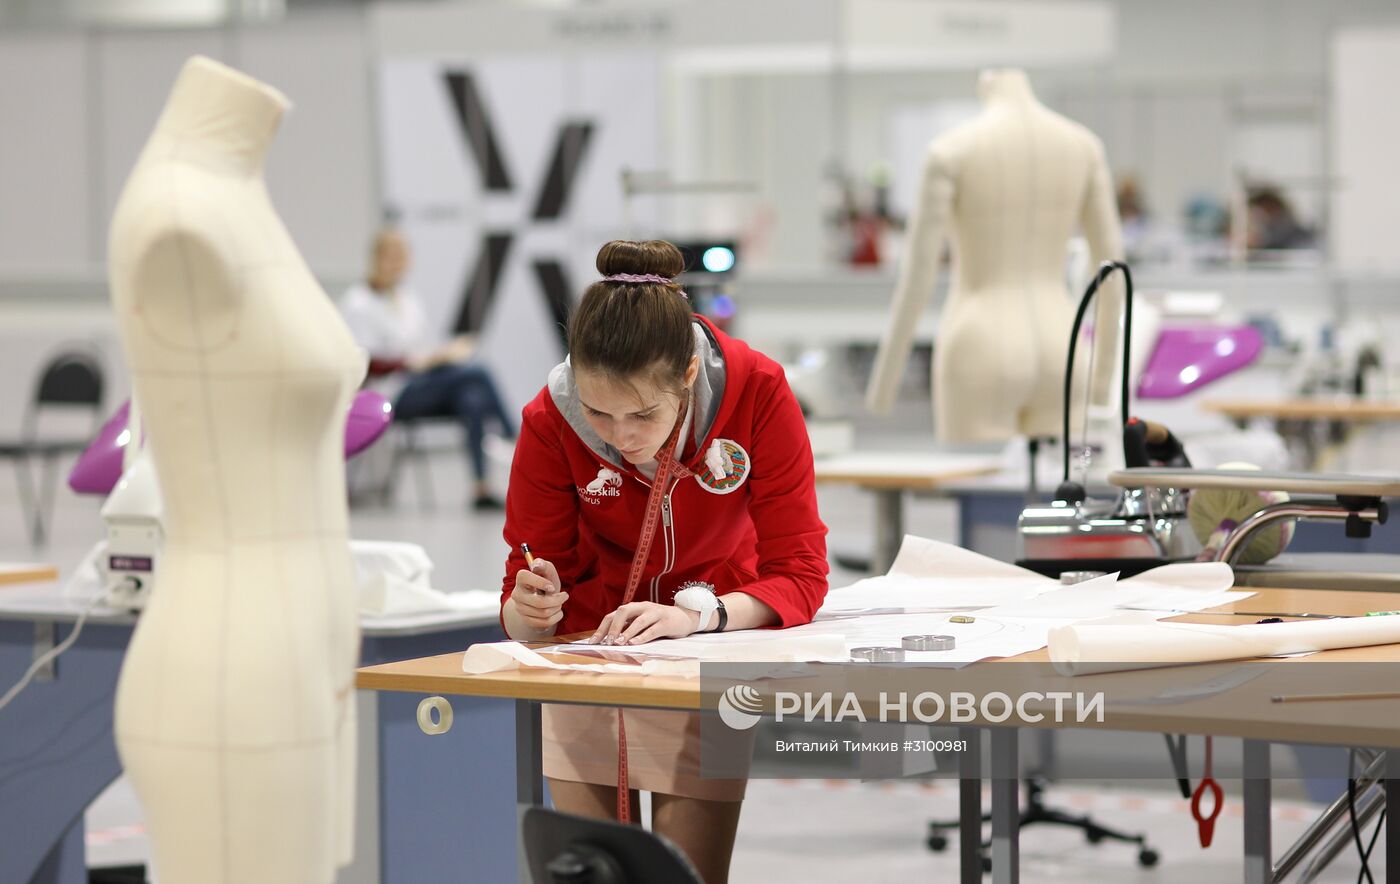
[95, 28, 229, 257]
[1332, 28, 1400, 273]
[235, 12, 377, 277]
[0, 32, 92, 274]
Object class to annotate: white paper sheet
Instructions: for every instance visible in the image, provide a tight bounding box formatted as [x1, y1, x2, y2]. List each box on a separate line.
[465, 634, 850, 677]
[820, 538, 1242, 621]
[458, 536, 1249, 678]
[546, 611, 1071, 669]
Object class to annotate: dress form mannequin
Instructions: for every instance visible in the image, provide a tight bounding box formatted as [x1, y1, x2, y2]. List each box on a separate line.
[866, 69, 1124, 445]
[108, 56, 362, 883]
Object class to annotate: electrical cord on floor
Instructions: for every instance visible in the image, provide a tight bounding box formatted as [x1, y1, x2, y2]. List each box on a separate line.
[1349, 748, 1386, 884]
[0, 585, 116, 714]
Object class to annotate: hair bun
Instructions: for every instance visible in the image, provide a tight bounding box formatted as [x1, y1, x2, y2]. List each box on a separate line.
[596, 240, 684, 280]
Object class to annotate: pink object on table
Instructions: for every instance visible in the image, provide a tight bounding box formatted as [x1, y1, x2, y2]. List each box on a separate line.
[68, 391, 394, 495]
[1137, 326, 1264, 400]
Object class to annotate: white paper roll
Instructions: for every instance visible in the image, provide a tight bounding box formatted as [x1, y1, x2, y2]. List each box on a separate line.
[1048, 614, 1400, 676]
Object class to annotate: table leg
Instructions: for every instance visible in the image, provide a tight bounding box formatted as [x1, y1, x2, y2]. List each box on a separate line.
[1387, 751, 1398, 881]
[1243, 740, 1272, 884]
[960, 727, 982, 884]
[872, 488, 904, 575]
[12, 456, 39, 547]
[990, 728, 1019, 884]
[516, 700, 542, 884]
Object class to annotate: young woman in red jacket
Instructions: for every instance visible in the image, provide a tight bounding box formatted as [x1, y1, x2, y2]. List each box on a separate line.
[499, 240, 828, 883]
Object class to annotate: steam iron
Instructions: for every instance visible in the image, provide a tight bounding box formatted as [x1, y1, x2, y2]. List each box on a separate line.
[1016, 261, 1200, 577]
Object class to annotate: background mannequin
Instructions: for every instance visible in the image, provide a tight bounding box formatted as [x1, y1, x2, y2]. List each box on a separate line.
[866, 69, 1124, 446]
[108, 56, 361, 883]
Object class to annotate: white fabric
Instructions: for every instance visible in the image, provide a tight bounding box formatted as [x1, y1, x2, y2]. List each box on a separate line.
[359, 578, 500, 618]
[349, 539, 499, 617]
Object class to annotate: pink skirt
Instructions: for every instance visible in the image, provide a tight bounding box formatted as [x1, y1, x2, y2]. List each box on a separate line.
[543, 704, 754, 802]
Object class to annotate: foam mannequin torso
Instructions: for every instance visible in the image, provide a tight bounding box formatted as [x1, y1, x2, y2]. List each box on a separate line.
[108, 56, 363, 883]
[866, 69, 1124, 444]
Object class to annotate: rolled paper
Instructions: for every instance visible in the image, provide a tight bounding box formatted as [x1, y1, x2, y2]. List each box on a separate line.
[1048, 614, 1400, 676]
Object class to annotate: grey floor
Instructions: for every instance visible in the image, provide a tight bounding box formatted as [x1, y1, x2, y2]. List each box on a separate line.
[0, 416, 1388, 882]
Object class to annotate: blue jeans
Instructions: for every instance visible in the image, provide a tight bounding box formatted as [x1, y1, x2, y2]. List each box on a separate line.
[393, 363, 516, 481]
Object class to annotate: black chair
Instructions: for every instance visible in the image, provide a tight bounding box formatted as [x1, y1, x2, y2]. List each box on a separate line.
[348, 416, 451, 510]
[927, 776, 1159, 871]
[386, 416, 449, 510]
[522, 807, 702, 884]
[0, 348, 105, 546]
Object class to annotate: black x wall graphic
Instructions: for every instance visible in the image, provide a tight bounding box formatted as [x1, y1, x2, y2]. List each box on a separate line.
[444, 71, 595, 349]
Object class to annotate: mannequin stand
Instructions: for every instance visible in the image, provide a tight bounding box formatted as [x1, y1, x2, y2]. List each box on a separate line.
[925, 778, 1159, 870]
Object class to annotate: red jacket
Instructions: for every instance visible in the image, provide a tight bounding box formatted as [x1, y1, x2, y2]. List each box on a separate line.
[500, 316, 828, 635]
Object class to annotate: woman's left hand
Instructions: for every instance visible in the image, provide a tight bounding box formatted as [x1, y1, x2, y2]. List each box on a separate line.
[590, 602, 700, 646]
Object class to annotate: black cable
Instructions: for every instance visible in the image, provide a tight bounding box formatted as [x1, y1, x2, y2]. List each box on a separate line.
[1361, 806, 1386, 884]
[1349, 749, 1375, 884]
[1058, 261, 1135, 486]
[1059, 264, 1107, 485]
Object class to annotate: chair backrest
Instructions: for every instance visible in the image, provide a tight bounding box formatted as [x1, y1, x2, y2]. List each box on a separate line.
[23, 348, 105, 439]
[522, 807, 702, 884]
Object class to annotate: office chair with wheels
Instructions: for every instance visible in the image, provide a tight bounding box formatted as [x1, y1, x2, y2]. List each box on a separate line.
[927, 776, 1159, 871]
[0, 347, 105, 546]
[522, 807, 702, 884]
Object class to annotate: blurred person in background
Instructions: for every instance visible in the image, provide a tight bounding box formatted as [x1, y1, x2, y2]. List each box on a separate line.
[1246, 185, 1314, 251]
[340, 228, 516, 510]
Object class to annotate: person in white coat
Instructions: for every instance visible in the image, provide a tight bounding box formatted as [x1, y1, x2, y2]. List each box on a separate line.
[340, 229, 516, 509]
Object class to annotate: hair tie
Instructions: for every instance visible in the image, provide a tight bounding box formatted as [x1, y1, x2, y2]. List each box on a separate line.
[602, 273, 675, 285]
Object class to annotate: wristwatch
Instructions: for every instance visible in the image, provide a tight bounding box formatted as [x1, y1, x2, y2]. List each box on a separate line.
[674, 582, 727, 633]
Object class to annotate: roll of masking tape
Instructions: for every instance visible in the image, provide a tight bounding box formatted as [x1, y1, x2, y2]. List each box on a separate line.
[417, 696, 454, 735]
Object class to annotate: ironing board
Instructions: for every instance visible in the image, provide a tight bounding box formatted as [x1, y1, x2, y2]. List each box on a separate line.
[1109, 468, 1400, 497]
[1234, 553, 1400, 592]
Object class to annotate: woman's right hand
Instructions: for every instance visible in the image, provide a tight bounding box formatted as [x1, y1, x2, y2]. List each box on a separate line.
[510, 558, 568, 633]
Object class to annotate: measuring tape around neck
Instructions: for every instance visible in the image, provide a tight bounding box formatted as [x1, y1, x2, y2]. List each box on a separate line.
[615, 395, 693, 823]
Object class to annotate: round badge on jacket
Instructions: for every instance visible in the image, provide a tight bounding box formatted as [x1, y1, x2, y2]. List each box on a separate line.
[695, 438, 750, 495]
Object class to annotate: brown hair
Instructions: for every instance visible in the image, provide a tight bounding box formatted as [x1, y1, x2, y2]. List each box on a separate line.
[568, 240, 694, 397]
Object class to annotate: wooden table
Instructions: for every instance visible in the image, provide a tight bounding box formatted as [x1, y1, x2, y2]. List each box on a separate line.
[0, 562, 58, 587]
[812, 452, 1002, 573]
[1205, 399, 1400, 422]
[1204, 398, 1400, 470]
[358, 587, 1400, 884]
